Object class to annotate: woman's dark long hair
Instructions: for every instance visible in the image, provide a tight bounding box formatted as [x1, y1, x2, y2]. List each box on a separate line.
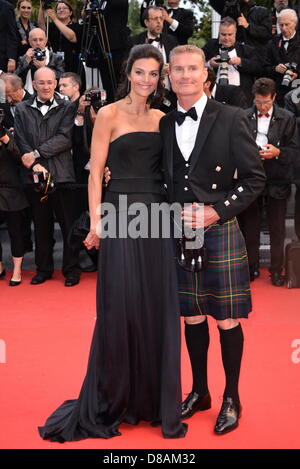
[116, 44, 165, 108]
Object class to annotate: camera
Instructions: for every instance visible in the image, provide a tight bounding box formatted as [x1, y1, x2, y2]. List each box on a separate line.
[85, 89, 107, 113]
[223, 0, 241, 21]
[42, 0, 59, 10]
[282, 62, 298, 87]
[85, 0, 107, 11]
[216, 48, 230, 86]
[33, 48, 46, 61]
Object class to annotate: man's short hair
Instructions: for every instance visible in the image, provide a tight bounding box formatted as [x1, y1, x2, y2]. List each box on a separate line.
[60, 72, 82, 89]
[278, 8, 298, 24]
[142, 6, 162, 24]
[252, 77, 276, 97]
[220, 16, 237, 28]
[1, 73, 23, 91]
[169, 45, 205, 66]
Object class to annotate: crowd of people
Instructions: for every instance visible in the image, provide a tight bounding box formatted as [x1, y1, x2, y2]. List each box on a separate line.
[1, 0, 299, 442]
[0, 0, 299, 290]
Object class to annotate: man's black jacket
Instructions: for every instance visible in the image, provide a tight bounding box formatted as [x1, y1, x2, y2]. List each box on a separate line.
[14, 92, 77, 183]
[203, 39, 262, 106]
[245, 103, 298, 198]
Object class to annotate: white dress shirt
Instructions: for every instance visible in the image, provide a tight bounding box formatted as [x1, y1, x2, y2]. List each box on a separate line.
[256, 106, 273, 148]
[176, 93, 208, 161]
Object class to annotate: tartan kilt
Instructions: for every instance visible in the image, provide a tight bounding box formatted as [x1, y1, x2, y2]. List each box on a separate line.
[176, 218, 252, 320]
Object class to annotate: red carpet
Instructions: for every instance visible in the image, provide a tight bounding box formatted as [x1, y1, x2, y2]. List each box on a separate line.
[0, 268, 300, 449]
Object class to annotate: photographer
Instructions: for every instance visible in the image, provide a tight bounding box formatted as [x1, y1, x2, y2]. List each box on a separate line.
[264, 8, 300, 106]
[209, 0, 272, 58]
[38, 1, 81, 73]
[14, 66, 81, 287]
[140, 0, 194, 45]
[203, 17, 261, 106]
[0, 113, 30, 286]
[15, 27, 65, 94]
[240, 77, 298, 285]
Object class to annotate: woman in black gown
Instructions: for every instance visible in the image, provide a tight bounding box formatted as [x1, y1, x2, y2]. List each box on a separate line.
[38, 45, 187, 441]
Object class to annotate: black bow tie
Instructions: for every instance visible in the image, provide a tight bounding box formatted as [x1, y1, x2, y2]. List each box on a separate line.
[148, 36, 161, 44]
[175, 107, 198, 126]
[167, 8, 173, 14]
[36, 99, 53, 108]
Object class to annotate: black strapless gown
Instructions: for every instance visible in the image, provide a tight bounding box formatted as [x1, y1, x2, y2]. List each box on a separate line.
[38, 132, 187, 441]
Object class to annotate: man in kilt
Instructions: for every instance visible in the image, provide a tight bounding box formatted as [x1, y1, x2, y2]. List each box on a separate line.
[160, 45, 266, 434]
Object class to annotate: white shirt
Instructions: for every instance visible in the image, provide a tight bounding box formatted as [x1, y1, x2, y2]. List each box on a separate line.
[256, 106, 273, 148]
[175, 94, 208, 161]
[32, 96, 58, 116]
[216, 48, 240, 87]
[167, 7, 179, 31]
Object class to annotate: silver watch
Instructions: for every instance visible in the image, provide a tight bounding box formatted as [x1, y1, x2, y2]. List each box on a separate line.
[33, 149, 40, 159]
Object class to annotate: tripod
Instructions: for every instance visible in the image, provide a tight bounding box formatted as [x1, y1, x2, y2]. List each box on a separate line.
[78, 2, 117, 96]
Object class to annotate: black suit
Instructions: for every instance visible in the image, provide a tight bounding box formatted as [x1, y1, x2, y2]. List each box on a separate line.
[127, 31, 178, 62]
[203, 40, 261, 106]
[0, 0, 18, 71]
[238, 104, 298, 275]
[160, 98, 265, 223]
[140, 2, 194, 45]
[264, 33, 300, 106]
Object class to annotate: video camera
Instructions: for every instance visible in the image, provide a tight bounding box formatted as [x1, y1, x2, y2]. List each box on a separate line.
[223, 0, 241, 21]
[84, 89, 107, 113]
[282, 62, 298, 87]
[33, 48, 46, 61]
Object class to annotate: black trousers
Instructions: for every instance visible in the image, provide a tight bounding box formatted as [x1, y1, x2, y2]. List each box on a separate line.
[0, 209, 25, 260]
[26, 187, 80, 277]
[238, 196, 287, 274]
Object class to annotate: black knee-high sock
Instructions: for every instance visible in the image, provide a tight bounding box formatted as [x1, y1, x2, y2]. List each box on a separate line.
[185, 319, 210, 396]
[219, 323, 244, 403]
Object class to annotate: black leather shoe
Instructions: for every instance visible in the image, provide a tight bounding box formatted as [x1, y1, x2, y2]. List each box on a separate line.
[214, 397, 241, 435]
[65, 275, 80, 287]
[270, 272, 285, 287]
[0, 269, 6, 279]
[31, 273, 52, 285]
[181, 391, 211, 420]
[9, 278, 22, 286]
